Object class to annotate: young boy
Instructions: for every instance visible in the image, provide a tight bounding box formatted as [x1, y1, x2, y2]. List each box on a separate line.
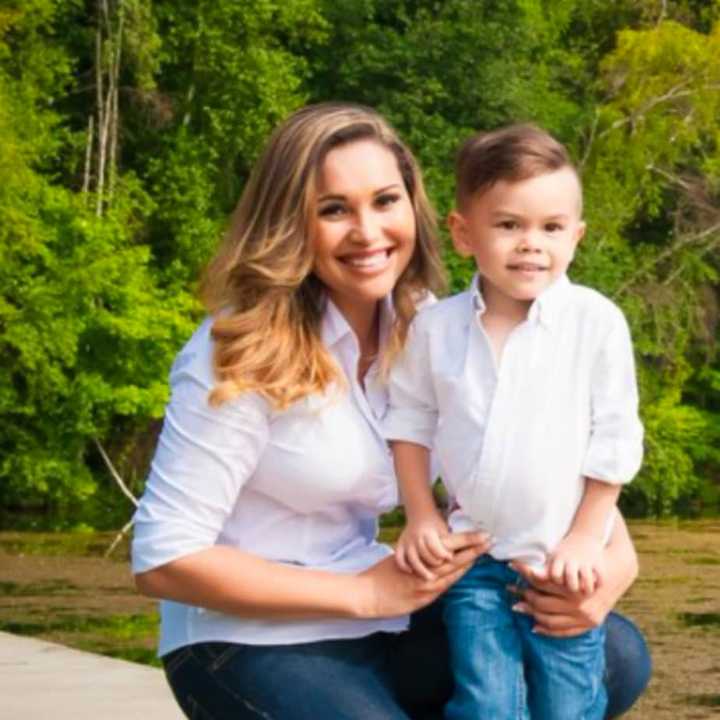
[384, 124, 644, 720]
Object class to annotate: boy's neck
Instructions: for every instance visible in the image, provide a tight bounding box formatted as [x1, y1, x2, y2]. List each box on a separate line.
[480, 279, 532, 325]
[479, 280, 533, 366]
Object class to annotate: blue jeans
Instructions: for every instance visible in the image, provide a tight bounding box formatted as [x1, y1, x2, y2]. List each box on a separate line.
[162, 601, 650, 719]
[443, 557, 606, 720]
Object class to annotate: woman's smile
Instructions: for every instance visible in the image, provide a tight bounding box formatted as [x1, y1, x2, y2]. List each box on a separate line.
[338, 247, 394, 271]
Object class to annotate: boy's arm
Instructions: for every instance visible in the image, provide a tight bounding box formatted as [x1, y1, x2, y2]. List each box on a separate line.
[549, 478, 620, 593]
[384, 313, 450, 579]
[551, 306, 643, 594]
[392, 441, 450, 580]
[510, 512, 638, 636]
[581, 307, 643, 487]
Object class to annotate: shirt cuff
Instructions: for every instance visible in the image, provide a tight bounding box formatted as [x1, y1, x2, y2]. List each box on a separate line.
[383, 408, 437, 449]
[582, 437, 643, 485]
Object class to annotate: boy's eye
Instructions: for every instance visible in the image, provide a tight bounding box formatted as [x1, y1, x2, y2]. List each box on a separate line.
[545, 222, 564, 232]
[497, 220, 519, 230]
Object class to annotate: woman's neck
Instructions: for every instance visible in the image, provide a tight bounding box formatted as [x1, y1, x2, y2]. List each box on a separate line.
[330, 296, 381, 363]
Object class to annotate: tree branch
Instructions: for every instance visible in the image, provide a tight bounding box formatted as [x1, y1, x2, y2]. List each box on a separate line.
[93, 437, 138, 507]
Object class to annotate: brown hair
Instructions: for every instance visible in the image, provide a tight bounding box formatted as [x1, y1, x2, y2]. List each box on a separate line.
[201, 102, 445, 409]
[455, 123, 578, 207]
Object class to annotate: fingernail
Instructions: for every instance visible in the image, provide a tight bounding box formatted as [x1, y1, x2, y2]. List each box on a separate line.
[512, 603, 528, 614]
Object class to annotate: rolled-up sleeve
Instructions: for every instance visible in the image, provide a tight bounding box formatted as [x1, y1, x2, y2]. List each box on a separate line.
[132, 347, 270, 573]
[582, 310, 644, 485]
[384, 315, 439, 449]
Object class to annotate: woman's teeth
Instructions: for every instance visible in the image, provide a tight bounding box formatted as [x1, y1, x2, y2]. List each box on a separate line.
[344, 251, 389, 268]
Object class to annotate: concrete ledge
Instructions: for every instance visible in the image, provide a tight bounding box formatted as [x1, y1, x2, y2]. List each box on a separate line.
[0, 632, 183, 719]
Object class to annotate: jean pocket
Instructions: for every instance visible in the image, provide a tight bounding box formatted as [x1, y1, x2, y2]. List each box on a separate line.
[163, 646, 193, 681]
[194, 642, 244, 673]
[186, 694, 218, 720]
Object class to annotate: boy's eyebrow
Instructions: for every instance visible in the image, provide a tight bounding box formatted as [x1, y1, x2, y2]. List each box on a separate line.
[317, 184, 402, 202]
[490, 210, 571, 220]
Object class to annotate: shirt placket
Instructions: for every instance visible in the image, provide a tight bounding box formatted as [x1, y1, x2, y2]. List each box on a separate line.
[466, 320, 527, 536]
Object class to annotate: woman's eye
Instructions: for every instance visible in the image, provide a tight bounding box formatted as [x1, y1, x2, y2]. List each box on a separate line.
[318, 203, 346, 218]
[375, 193, 400, 208]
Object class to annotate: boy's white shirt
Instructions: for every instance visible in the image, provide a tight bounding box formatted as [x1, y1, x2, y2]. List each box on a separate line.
[384, 274, 644, 568]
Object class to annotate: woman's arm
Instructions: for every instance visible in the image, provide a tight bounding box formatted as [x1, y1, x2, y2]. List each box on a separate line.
[135, 531, 488, 620]
[509, 512, 638, 637]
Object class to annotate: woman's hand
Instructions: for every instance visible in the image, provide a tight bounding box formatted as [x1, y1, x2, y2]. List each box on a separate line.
[508, 514, 639, 637]
[508, 563, 614, 637]
[358, 531, 490, 619]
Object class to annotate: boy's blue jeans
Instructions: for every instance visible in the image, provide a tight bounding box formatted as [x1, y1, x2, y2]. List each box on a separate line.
[442, 556, 607, 720]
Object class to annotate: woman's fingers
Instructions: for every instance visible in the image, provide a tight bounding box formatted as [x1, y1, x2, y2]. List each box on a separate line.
[516, 586, 574, 612]
[512, 599, 591, 636]
[422, 563, 469, 596]
[532, 623, 591, 638]
[443, 531, 491, 553]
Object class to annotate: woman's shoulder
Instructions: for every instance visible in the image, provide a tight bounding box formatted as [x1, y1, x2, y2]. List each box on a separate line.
[169, 317, 216, 388]
[168, 317, 271, 416]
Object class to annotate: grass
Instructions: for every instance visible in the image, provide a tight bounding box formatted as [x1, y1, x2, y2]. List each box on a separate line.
[1, 520, 719, 716]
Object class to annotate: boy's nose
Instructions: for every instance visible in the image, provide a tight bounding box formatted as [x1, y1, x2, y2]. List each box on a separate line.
[517, 231, 542, 252]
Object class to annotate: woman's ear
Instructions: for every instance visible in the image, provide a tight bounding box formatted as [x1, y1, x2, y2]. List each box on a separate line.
[448, 210, 473, 257]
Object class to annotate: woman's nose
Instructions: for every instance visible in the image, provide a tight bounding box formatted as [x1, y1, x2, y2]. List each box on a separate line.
[349, 209, 381, 244]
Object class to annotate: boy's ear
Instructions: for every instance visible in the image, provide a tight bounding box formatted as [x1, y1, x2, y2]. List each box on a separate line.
[575, 221, 586, 245]
[448, 210, 473, 257]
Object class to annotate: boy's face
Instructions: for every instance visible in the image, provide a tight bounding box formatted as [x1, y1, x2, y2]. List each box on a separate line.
[449, 167, 585, 309]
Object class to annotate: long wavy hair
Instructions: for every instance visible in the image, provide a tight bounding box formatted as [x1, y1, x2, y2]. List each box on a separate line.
[201, 102, 446, 409]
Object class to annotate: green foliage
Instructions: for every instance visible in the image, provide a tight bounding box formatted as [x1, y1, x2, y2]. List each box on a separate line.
[1, 1, 719, 519]
[0, 6, 196, 511]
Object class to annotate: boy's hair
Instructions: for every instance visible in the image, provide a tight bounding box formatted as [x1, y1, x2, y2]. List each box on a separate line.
[455, 124, 578, 207]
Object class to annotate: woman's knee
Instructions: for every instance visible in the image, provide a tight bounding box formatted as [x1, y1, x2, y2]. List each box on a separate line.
[603, 612, 652, 718]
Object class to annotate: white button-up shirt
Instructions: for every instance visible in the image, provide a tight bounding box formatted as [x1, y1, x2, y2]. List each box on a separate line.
[132, 299, 408, 656]
[385, 275, 643, 567]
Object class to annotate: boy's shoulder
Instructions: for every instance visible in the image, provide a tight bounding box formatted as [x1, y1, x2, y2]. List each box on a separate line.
[415, 288, 472, 326]
[566, 282, 628, 327]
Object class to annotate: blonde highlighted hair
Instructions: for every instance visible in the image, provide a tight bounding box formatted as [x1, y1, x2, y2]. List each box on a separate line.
[201, 102, 445, 409]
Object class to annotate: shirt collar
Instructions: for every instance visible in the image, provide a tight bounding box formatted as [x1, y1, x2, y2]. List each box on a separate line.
[321, 294, 395, 352]
[471, 273, 572, 330]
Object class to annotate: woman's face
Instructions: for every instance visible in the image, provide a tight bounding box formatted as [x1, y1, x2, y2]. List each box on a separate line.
[311, 139, 417, 321]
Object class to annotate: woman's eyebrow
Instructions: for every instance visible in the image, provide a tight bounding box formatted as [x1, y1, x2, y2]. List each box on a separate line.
[373, 183, 402, 194]
[318, 183, 403, 203]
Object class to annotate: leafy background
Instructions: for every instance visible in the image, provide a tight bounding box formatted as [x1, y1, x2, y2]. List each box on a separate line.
[2, 0, 720, 529]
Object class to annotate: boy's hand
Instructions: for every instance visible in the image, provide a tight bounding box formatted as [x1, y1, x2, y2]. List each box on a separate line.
[547, 532, 606, 594]
[395, 513, 452, 581]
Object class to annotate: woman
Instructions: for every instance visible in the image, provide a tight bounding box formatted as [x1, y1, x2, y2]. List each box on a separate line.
[132, 103, 650, 719]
